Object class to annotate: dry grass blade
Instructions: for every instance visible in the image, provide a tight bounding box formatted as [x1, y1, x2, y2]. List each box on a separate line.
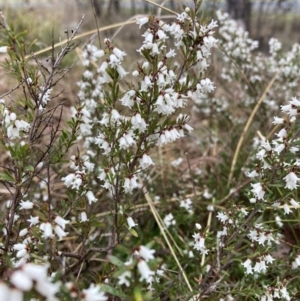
[145, 0, 177, 15]
[139, 177, 193, 293]
[25, 20, 137, 59]
[227, 65, 284, 185]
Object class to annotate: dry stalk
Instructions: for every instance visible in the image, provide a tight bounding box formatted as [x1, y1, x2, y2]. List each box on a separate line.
[227, 65, 284, 185]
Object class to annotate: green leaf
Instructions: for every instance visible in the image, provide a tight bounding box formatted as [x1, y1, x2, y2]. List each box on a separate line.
[0, 170, 15, 182]
[98, 284, 128, 298]
[129, 228, 138, 237]
[25, 165, 34, 172]
[107, 255, 124, 267]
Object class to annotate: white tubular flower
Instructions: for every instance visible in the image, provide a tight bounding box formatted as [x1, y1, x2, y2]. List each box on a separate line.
[140, 76, 153, 91]
[138, 260, 155, 282]
[242, 259, 253, 274]
[136, 17, 149, 29]
[151, 43, 160, 55]
[284, 172, 299, 190]
[19, 200, 33, 210]
[27, 216, 39, 226]
[62, 173, 76, 187]
[166, 49, 176, 58]
[80, 212, 89, 222]
[54, 216, 69, 229]
[251, 183, 265, 200]
[216, 212, 229, 223]
[116, 65, 128, 78]
[19, 228, 28, 237]
[123, 176, 139, 194]
[35, 279, 60, 300]
[139, 154, 154, 169]
[272, 116, 284, 124]
[54, 225, 68, 240]
[283, 203, 292, 215]
[0, 283, 10, 300]
[290, 198, 300, 209]
[13, 243, 28, 258]
[22, 263, 48, 281]
[82, 284, 108, 301]
[113, 47, 126, 60]
[254, 258, 267, 273]
[10, 270, 33, 291]
[131, 113, 148, 133]
[138, 245, 155, 262]
[86, 190, 98, 204]
[8, 288, 23, 301]
[0, 46, 8, 53]
[117, 271, 131, 287]
[119, 132, 136, 149]
[120, 90, 135, 108]
[127, 216, 138, 229]
[40, 222, 54, 239]
[163, 213, 176, 228]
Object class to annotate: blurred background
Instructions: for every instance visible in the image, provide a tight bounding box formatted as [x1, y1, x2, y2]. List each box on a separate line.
[1, 0, 300, 52]
[1, 0, 299, 98]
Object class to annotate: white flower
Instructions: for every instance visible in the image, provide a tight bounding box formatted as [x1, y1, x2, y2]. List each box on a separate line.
[138, 260, 155, 282]
[54, 225, 68, 240]
[163, 213, 176, 228]
[19, 228, 28, 237]
[116, 65, 128, 78]
[0, 46, 8, 53]
[274, 143, 285, 155]
[131, 113, 148, 133]
[127, 216, 138, 229]
[35, 279, 60, 300]
[113, 47, 126, 60]
[272, 116, 284, 124]
[62, 173, 76, 187]
[139, 154, 154, 169]
[216, 212, 229, 223]
[283, 203, 292, 215]
[10, 270, 33, 291]
[27, 216, 39, 226]
[284, 172, 299, 190]
[80, 212, 89, 222]
[40, 222, 54, 239]
[82, 284, 107, 301]
[8, 289, 23, 301]
[254, 258, 267, 273]
[86, 190, 98, 204]
[180, 198, 193, 212]
[117, 271, 131, 287]
[138, 246, 155, 262]
[22, 263, 48, 281]
[251, 182, 265, 200]
[136, 17, 149, 29]
[247, 170, 259, 178]
[242, 259, 253, 274]
[54, 215, 69, 229]
[264, 254, 275, 264]
[119, 132, 136, 149]
[19, 200, 34, 210]
[123, 176, 139, 193]
[290, 198, 300, 209]
[292, 255, 300, 269]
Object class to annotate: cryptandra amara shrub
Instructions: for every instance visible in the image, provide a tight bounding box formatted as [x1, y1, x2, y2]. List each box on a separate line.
[0, 1, 300, 300]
